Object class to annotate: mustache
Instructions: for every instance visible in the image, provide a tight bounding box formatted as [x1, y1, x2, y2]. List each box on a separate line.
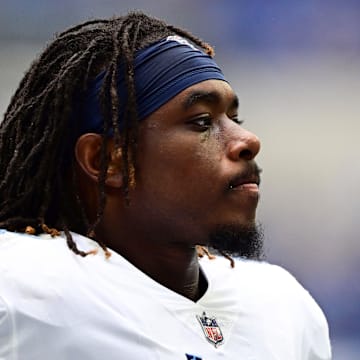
[228, 162, 262, 189]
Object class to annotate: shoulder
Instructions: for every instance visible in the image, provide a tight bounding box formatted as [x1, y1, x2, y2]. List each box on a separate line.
[202, 255, 316, 299]
[204, 256, 328, 321]
[0, 230, 103, 293]
[201, 256, 331, 359]
[0, 230, 110, 326]
[0, 229, 99, 263]
[201, 255, 303, 290]
[0, 294, 13, 358]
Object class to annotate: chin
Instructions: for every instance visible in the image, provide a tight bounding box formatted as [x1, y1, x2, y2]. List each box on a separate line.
[207, 222, 264, 260]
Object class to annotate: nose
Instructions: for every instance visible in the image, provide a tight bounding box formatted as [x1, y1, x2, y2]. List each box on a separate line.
[227, 127, 261, 161]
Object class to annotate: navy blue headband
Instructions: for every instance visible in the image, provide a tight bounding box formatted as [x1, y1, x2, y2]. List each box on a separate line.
[80, 35, 227, 134]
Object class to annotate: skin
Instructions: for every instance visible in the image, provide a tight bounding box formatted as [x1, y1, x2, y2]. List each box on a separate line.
[75, 79, 261, 301]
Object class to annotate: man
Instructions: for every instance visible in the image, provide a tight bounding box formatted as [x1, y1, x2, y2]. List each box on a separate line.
[0, 12, 331, 359]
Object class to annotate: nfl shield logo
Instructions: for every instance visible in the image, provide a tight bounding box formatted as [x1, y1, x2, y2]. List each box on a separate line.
[196, 312, 224, 347]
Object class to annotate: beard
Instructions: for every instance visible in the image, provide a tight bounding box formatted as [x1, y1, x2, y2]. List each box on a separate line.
[207, 222, 265, 260]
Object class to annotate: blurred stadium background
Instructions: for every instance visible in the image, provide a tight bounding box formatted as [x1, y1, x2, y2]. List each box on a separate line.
[1, 1, 359, 358]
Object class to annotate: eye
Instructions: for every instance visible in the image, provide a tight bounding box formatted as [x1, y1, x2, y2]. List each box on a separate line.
[230, 114, 244, 126]
[189, 114, 212, 131]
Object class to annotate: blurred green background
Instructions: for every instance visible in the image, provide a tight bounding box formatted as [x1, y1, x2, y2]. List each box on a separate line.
[1, 1, 359, 358]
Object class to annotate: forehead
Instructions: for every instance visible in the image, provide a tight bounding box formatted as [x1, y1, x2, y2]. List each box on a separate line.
[173, 79, 237, 108]
[179, 80, 239, 109]
[146, 79, 238, 119]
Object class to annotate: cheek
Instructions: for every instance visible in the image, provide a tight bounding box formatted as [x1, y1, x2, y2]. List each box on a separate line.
[136, 126, 225, 191]
[171, 135, 222, 180]
[132, 133, 226, 230]
[195, 128, 225, 168]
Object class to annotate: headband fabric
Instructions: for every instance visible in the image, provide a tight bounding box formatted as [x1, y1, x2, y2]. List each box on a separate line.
[79, 35, 227, 134]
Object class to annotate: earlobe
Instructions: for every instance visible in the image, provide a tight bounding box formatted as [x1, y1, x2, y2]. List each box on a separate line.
[75, 134, 123, 188]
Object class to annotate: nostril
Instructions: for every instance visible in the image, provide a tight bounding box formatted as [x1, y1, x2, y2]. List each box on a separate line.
[239, 149, 253, 160]
[227, 131, 260, 161]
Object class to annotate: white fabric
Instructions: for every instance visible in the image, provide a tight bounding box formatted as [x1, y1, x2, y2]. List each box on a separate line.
[0, 230, 331, 359]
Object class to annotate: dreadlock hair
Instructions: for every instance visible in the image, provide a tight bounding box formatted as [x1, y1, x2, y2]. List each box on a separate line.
[0, 11, 214, 257]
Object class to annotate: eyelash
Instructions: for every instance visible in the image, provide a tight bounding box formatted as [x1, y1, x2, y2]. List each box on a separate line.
[191, 115, 212, 130]
[231, 116, 244, 125]
[190, 114, 243, 131]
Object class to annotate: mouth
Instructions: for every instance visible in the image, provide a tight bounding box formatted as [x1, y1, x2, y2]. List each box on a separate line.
[229, 179, 260, 191]
[228, 165, 261, 191]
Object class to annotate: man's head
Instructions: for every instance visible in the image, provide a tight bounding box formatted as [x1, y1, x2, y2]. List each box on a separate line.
[0, 12, 263, 259]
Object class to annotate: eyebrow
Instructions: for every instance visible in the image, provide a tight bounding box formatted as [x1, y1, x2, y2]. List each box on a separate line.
[182, 90, 239, 110]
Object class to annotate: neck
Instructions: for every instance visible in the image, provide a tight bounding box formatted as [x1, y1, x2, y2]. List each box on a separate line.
[144, 244, 202, 301]
[127, 242, 203, 301]
[97, 228, 205, 301]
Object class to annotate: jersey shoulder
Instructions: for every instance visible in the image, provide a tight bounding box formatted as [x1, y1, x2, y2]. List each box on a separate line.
[0, 229, 103, 293]
[201, 256, 331, 359]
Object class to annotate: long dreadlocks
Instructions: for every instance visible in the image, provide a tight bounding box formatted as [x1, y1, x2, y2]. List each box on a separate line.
[0, 12, 214, 256]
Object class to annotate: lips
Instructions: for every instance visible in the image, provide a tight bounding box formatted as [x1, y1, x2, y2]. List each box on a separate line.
[229, 177, 260, 190]
[228, 164, 261, 190]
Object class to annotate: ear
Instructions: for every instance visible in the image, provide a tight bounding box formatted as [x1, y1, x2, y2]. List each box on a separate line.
[75, 133, 123, 188]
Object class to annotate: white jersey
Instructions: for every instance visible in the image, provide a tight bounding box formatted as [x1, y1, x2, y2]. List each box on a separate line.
[0, 230, 331, 360]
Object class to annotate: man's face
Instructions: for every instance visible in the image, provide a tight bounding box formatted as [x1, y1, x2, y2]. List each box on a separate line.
[125, 79, 261, 251]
